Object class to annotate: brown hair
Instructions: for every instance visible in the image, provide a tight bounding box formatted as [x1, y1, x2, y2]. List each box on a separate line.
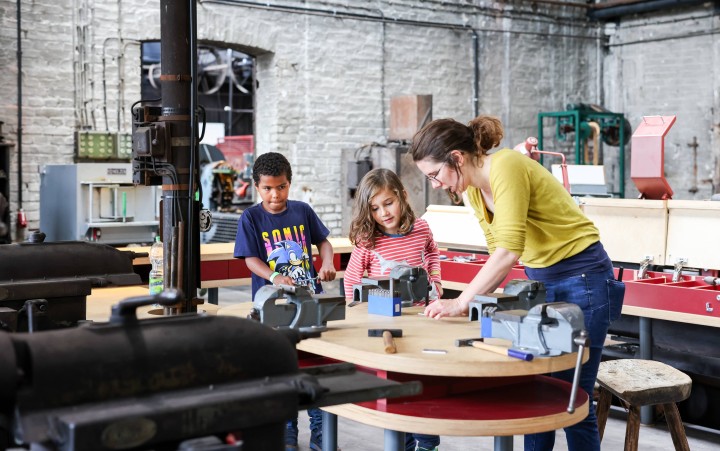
[349, 168, 415, 249]
[409, 115, 503, 203]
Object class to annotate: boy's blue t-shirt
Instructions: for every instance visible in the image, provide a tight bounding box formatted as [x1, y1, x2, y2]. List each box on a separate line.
[234, 200, 330, 298]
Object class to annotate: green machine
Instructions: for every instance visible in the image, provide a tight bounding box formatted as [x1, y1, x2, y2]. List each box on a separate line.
[537, 103, 632, 198]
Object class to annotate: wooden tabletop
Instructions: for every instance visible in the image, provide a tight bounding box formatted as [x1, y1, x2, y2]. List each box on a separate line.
[86, 286, 220, 322]
[218, 301, 586, 378]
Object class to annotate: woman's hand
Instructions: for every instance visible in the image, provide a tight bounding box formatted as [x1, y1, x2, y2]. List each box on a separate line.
[317, 263, 336, 282]
[424, 298, 466, 319]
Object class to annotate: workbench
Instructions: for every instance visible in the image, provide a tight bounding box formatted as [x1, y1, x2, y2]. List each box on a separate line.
[122, 237, 353, 303]
[218, 301, 589, 451]
[431, 198, 720, 429]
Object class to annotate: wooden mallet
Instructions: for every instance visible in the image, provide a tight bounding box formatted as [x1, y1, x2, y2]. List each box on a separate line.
[368, 328, 403, 354]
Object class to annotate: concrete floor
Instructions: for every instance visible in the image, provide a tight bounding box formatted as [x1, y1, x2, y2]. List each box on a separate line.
[214, 284, 720, 450]
[294, 412, 720, 450]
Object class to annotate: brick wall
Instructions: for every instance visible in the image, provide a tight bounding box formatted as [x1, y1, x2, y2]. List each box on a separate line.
[0, 0, 631, 238]
[603, 7, 720, 199]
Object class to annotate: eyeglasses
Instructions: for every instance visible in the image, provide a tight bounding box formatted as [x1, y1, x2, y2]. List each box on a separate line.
[425, 161, 446, 183]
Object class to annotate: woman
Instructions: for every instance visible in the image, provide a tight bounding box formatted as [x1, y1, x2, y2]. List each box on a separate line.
[411, 115, 625, 451]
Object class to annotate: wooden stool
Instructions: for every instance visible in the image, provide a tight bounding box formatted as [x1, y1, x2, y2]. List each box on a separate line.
[596, 359, 692, 451]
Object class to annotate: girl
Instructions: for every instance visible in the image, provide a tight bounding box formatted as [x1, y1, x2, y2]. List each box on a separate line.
[411, 115, 625, 451]
[343, 168, 442, 451]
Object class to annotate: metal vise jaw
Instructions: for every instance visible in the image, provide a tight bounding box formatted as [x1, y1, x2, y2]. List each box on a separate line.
[351, 265, 430, 307]
[468, 279, 546, 321]
[253, 284, 346, 332]
[483, 302, 586, 357]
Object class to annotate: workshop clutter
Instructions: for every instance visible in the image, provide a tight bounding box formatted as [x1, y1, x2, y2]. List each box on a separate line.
[368, 288, 402, 316]
[215, 135, 254, 175]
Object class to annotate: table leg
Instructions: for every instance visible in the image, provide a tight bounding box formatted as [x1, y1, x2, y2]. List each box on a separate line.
[322, 410, 338, 451]
[383, 429, 405, 451]
[208, 287, 218, 305]
[494, 435, 513, 451]
[639, 316, 653, 424]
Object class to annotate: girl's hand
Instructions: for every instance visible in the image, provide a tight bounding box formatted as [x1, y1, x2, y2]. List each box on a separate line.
[317, 264, 336, 282]
[424, 298, 465, 319]
[273, 274, 294, 286]
[434, 282, 444, 299]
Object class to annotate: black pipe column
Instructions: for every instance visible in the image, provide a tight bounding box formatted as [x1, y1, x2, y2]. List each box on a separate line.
[159, 0, 199, 313]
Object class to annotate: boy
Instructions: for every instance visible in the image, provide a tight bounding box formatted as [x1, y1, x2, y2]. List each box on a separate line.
[234, 151, 336, 451]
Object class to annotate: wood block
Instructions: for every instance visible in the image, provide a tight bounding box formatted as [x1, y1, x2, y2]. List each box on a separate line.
[389, 95, 432, 141]
[578, 198, 667, 265]
[421, 204, 487, 252]
[665, 200, 720, 269]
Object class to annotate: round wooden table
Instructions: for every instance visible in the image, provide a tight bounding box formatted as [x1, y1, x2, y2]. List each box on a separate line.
[219, 301, 589, 451]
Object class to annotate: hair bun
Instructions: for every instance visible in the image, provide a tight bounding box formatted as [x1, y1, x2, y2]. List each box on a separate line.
[468, 116, 504, 153]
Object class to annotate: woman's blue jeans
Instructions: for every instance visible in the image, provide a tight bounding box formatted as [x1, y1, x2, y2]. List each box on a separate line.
[524, 269, 624, 451]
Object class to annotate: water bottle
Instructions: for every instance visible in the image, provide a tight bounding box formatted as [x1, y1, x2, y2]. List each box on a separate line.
[149, 236, 164, 296]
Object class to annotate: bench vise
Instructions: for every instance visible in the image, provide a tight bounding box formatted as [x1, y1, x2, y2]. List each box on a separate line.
[482, 301, 590, 414]
[350, 265, 431, 307]
[468, 279, 546, 321]
[481, 302, 587, 357]
[251, 284, 346, 332]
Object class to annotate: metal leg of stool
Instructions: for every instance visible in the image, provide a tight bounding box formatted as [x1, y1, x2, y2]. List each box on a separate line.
[596, 388, 613, 441]
[662, 403, 690, 451]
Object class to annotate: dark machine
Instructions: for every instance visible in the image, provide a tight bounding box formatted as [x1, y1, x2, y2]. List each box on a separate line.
[131, 0, 203, 313]
[0, 237, 143, 332]
[0, 291, 420, 451]
[0, 121, 12, 244]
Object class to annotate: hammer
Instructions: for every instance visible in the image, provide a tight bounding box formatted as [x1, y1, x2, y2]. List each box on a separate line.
[455, 338, 534, 361]
[368, 329, 403, 354]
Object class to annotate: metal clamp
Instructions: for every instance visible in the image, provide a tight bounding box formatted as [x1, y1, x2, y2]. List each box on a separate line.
[672, 257, 688, 283]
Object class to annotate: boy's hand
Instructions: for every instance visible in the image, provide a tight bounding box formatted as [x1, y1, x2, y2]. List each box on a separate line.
[317, 264, 336, 282]
[272, 274, 294, 286]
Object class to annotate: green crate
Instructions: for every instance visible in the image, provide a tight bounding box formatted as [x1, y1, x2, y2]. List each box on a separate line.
[116, 133, 132, 159]
[76, 131, 117, 159]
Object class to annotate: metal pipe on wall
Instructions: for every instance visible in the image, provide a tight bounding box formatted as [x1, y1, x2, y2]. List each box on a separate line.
[471, 29, 479, 118]
[187, 0, 200, 307]
[15, 0, 24, 241]
[588, 0, 711, 20]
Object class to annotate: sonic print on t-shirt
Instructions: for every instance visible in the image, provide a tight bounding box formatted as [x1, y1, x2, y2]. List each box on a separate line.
[267, 239, 314, 292]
